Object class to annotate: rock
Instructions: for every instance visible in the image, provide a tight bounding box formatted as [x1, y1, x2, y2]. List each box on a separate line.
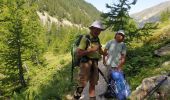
[65, 94, 73, 100]
[130, 75, 170, 100]
[162, 61, 170, 67]
[154, 44, 170, 57]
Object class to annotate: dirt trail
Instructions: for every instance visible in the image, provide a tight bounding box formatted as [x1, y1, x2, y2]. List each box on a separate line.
[81, 61, 109, 100]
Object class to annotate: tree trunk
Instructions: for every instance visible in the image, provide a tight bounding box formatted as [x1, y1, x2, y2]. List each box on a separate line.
[16, 21, 26, 87]
[17, 44, 26, 87]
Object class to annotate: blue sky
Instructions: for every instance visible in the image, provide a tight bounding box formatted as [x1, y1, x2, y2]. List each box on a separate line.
[85, 0, 170, 14]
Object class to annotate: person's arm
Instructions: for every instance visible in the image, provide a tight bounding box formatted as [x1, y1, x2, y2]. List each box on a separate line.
[99, 45, 104, 55]
[103, 41, 110, 66]
[103, 48, 108, 66]
[77, 46, 99, 57]
[117, 43, 126, 71]
[76, 36, 99, 57]
[117, 54, 126, 70]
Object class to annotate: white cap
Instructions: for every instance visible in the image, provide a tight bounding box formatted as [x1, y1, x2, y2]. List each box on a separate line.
[116, 30, 125, 36]
[89, 20, 104, 30]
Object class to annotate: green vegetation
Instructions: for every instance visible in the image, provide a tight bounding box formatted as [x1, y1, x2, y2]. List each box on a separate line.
[45, 24, 88, 54]
[102, 0, 158, 43]
[0, 0, 100, 99]
[160, 8, 170, 23]
[101, 0, 170, 91]
[12, 52, 73, 100]
[125, 21, 170, 90]
[36, 0, 100, 26]
[0, 0, 170, 99]
[0, 0, 46, 98]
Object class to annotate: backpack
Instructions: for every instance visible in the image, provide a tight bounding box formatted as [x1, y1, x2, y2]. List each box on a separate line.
[71, 34, 91, 81]
[71, 34, 101, 82]
[104, 71, 131, 99]
[71, 35, 91, 66]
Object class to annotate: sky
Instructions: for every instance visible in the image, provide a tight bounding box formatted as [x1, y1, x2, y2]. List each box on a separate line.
[85, 0, 170, 14]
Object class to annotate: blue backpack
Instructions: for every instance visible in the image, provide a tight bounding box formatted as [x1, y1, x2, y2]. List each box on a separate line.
[105, 70, 131, 100]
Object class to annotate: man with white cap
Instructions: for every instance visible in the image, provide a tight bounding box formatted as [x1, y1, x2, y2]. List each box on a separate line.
[73, 20, 104, 100]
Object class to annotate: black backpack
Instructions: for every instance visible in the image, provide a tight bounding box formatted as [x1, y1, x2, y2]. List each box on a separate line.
[71, 34, 91, 81]
[71, 35, 90, 66]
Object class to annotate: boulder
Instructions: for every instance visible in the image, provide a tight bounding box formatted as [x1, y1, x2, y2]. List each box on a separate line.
[154, 44, 170, 57]
[162, 61, 170, 67]
[130, 75, 170, 100]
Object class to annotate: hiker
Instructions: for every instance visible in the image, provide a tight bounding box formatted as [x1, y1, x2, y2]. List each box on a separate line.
[103, 30, 127, 99]
[73, 20, 104, 100]
[103, 30, 126, 72]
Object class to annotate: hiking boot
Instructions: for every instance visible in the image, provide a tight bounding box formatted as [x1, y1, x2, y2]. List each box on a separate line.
[73, 91, 81, 100]
[73, 87, 83, 100]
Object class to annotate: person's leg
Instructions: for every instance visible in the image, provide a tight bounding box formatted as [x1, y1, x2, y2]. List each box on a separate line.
[74, 61, 91, 99]
[89, 81, 96, 97]
[89, 60, 99, 99]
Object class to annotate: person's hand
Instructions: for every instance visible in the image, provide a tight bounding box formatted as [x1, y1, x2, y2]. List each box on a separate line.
[103, 60, 107, 66]
[87, 45, 99, 53]
[116, 66, 122, 71]
[103, 52, 108, 56]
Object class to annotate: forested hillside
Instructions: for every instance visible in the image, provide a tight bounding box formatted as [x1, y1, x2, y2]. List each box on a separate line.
[131, 1, 170, 26]
[36, 0, 100, 26]
[0, 0, 107, 99]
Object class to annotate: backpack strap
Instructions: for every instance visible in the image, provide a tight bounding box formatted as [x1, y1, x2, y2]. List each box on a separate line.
[85, 35, 91, 50]
[84, 34, 101, 49]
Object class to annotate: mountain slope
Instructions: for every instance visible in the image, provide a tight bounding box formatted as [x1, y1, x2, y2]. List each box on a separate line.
[36, 0, 101, 26]
[131, 1, 170, 26]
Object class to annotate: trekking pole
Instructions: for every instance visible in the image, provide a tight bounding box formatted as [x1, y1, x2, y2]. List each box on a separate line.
[98, 68, 109, 84]
[98, 67, 117, 99]
[71, 58, 74, 82]
[142, 73, 170, 100]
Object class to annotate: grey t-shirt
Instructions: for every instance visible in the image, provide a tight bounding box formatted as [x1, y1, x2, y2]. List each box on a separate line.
[105, 40, 126, 67]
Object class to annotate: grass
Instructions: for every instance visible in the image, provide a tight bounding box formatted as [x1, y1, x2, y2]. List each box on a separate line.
[129, 56, 170, 90]
[12, 52, 74, 100]
[125, 21, 170, 90]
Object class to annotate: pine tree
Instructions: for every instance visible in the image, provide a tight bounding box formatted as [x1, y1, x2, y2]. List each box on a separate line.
[102, 0, 137, 42]
[102, 0, 157, 43]
[160, 9, 170, 22]
[0, 0, 45, 87]
[102, 0, 137, 30]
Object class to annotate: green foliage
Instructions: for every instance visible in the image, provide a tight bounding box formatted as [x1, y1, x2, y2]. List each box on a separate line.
[46, 24, 88, 54]
[0, 0, 169, 99]
[102, 0, 158, 44]
[102, 0, 137, 30]
[36, 0, 101, 26]
[125, 26, 170, 90]
[11, 53, 73, 100]
[99, 30, 115, 44]
[160, 9, 170, 22]
[0, 0, 46, 97]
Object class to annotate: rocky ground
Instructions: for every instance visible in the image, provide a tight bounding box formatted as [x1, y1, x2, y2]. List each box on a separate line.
[81, 61, 109, 100]
[130, 43, 170, 100]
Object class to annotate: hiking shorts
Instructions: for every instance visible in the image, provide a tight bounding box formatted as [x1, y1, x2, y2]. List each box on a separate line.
[78, 59, 99, 87]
